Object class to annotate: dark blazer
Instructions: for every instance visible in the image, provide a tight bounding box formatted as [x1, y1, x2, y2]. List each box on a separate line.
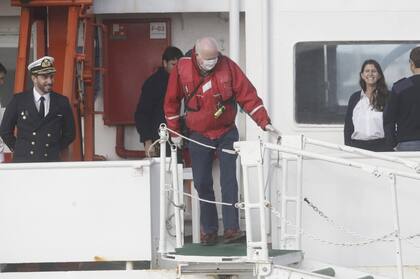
[134, 67, 169, 142]
[0, 90, 75, 162]
[383, 75, 420, 147]
[344, 91, 361, 146]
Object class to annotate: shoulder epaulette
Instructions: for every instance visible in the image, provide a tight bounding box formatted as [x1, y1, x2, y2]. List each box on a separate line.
[392, 77, 414, 94]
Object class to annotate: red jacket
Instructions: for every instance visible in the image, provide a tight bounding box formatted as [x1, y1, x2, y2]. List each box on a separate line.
[164, 49, 270, 139]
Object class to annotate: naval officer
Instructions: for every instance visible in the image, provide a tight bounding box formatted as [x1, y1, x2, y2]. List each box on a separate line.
[0, 56, 75, 162]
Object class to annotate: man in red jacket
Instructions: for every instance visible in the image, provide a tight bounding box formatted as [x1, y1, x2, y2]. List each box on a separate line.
[164, 37, 278, 245]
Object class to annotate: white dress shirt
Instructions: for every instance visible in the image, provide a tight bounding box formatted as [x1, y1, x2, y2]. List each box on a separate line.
[33, 88, 50, 117]
[351, 91, 384, 140]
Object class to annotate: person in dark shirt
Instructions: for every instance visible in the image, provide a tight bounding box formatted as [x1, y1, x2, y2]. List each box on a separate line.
[134, 46, 183, 156]
[0, 62, 6, 86]
[384, 46, 420, 151]
[0, 62, 6, 162]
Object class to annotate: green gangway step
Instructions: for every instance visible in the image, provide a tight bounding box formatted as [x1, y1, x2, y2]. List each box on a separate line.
[173, 242, 300, 257]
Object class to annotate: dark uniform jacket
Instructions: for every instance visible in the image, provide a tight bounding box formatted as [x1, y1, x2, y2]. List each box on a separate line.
[383, 75, 420, 147]
[0, 90, 75, 162]
[134, 67, 169, 143]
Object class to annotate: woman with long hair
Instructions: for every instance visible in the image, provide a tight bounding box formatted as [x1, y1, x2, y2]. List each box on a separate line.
[344, 59, 393, 151]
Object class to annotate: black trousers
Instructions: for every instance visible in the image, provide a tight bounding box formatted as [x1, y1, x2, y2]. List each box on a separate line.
[350, 138, 393, 152]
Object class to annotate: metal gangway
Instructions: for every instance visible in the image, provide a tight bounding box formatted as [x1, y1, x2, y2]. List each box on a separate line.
[157, 124, 420, 279]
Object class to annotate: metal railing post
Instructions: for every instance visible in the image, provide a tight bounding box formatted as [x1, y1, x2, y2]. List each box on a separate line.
[389, 173, 404, 279]
[171, 145, 183, 248]
[296, 135, 304, 250]
[280, 157, 288, 249]
[158, 124, 168, 253]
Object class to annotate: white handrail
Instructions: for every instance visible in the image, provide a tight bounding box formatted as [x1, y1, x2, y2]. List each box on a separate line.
[305, 137, 420, 173]
[264, 142, 420, 181]
[263, 141, 419, 279]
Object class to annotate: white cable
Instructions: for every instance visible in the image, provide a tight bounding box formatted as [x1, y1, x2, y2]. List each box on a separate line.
[146, 139, 162, 158]
[167, 186, 234, 207]
[165, 127, 237, 155]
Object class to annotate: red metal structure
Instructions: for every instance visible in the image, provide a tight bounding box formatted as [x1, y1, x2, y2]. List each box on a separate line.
[102, 19, 171, 158]
[10, 1, 173, 160]
[11, 0, 95, 161]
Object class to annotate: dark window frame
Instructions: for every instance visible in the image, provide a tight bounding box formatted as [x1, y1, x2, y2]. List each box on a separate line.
[294, 41, 419, 125]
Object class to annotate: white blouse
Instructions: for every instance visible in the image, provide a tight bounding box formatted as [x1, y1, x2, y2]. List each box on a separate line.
[351, 91, 384, 140]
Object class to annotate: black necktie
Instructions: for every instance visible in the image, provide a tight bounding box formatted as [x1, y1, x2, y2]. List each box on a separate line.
[39, 96, 45, 118]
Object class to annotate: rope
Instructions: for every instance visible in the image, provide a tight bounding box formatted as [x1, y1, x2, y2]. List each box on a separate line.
[165, 127, 237, 155]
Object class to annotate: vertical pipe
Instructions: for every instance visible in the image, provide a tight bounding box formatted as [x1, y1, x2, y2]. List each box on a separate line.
[229, 0, 240, 63]
[177, 164, 185, 246]
[261, 0, 273, 242]
[62, 6, 83, 160]
[230, 0, 243, 228]
[296, 154, 303, 250]
[35, 20, 46, 58]
[295, 135, 305, 250]
[14, 7, 31, 94]
[158, 126, 168, 253]
[257, 162, 269, 260]
[261, 0, 270, 107]
[191, 186, 201, 243]
[82, 15, 95, 161]
[242, 166, 253, 256]
[389, 174, 404, 279]
[280, 158, 288, 249]
[171, 146, 182, 248]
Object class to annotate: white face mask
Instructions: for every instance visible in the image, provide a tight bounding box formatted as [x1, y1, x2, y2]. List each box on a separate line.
[201, 57, 218, 71]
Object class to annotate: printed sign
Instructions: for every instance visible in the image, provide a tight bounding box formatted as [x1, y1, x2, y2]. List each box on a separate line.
[150, 22, 167, 39]
[111, 24, 127, 40]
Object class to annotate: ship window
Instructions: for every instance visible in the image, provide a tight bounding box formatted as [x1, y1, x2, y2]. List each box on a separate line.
[294, 42, 419, 125]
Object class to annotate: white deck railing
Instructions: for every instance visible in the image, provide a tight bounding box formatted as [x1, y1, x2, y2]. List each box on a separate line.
[160, 128, 420, 279]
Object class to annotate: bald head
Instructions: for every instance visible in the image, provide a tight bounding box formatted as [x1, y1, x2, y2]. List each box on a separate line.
[195, 37, 219, 72]
[195, 37, 219, 59]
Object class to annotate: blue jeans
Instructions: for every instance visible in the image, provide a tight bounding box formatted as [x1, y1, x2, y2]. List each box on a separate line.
[189, 127, 239, 234]
[396, 140, 420, 151]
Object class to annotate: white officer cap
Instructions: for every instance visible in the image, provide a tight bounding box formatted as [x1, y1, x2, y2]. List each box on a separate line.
[28, 56, 56, 75]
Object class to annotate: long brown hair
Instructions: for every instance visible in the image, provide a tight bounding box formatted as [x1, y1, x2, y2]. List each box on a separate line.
[359, 59, 389, 111]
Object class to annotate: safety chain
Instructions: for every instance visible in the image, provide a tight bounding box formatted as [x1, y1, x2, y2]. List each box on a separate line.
[304, 197, 420, 247]
[303, 197, 394, 242]
[269, 205, 397, 247]
[405, 238, 420, 249]
[166, 184, 420, 248]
